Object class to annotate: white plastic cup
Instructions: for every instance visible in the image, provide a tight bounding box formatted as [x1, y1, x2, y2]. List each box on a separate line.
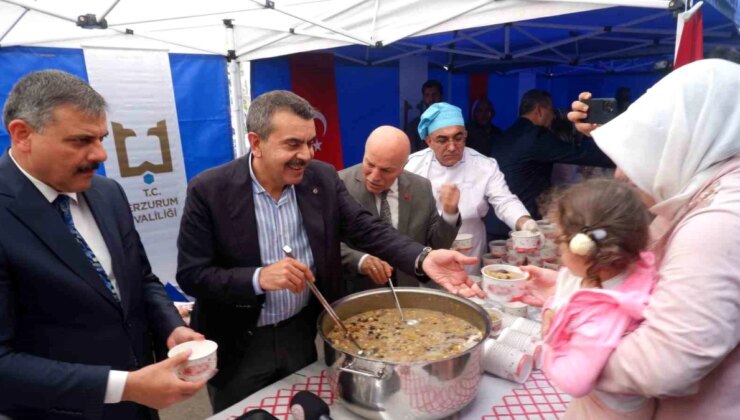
[482, 339, 533, 383]
[538, 223, 557, 240]
[481, 253, 500, 267]
[167, 339, 218, 382]
[488, 240, 508, 258]
[502, 301, 529, 317]
[506, 250, 526, 266]
[527, 255, 542, 267]
[482, 306, 504, 338]
[510, 231, 540, 252]
[540, 246, 558, 263]
[498, 328, 543, 369]
[481, 264, 529, 303]
[511, 317, 543, 338]
[500, 311, 520, 329]
[451, 233, 474, 254]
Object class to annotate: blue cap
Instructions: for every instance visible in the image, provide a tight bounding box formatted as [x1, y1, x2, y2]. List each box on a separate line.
[417, 102, 465, 139]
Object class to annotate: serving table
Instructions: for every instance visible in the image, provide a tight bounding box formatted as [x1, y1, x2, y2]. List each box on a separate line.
[209, 361, 569, 420]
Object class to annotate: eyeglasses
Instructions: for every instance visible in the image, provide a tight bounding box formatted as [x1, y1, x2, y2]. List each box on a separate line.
[432, 132, 466, 146]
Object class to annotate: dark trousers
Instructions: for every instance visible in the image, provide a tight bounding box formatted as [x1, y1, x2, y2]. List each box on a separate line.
[208, 308, 318, 413]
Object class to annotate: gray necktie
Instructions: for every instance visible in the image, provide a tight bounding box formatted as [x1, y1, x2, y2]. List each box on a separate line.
[379, 190, 392, 226]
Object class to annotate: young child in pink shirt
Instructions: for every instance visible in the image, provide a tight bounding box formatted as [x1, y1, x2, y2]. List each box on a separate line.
[539, 178, 657, 419]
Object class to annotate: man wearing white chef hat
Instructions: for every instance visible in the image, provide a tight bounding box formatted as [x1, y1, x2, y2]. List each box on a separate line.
[405, 102, 538, 273]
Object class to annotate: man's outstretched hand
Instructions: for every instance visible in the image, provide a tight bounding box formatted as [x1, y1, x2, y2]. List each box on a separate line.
[422, 249, 486, 298]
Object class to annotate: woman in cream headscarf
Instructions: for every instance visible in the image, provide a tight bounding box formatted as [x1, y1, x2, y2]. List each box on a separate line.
[524, 59, 740, 419]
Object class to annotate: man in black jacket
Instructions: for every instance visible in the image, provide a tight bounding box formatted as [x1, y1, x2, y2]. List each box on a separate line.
[177, 90, 483, 413]
[491, 89, 614, 225]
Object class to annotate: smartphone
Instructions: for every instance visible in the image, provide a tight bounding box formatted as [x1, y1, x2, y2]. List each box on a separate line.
[582, 98, 618, 124]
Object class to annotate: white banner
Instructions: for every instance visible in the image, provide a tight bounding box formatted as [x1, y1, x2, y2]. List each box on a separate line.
[84, 48, 187, 291]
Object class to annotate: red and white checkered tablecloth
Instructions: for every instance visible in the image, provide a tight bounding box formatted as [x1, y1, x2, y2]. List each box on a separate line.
[215, 366, 570, 420]
[483, 371, 571, 420]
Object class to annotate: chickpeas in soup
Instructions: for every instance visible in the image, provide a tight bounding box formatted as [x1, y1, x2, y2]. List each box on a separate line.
[327, 308, 483, 362]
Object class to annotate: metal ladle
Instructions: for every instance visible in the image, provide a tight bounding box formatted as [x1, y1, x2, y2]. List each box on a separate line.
[386, 277, 419, 326]
[282, 245, 371, 356]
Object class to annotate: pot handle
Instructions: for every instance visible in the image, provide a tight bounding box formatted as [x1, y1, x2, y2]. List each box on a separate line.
[339, 359, 386, 379]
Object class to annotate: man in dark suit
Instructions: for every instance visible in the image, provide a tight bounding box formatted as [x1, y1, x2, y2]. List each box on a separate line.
[405, 80, 443, 153]
[0, 70, 205, 420]
[492, 89, 614, 222]
[176, 90, 483, 412]
[339, 126, 461, 293]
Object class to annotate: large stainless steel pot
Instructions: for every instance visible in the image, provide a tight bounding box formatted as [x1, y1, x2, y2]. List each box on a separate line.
[318, 288, 491, 420]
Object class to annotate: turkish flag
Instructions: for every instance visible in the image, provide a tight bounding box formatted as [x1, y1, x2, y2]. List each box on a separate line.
[674, 4, 703, 70]
[290, 53, 344, 169]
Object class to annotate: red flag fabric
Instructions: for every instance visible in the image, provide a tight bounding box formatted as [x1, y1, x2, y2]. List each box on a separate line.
[674, 6, 703, 70]
[289, 53, 344, 169]
[469, 73, 489, 115]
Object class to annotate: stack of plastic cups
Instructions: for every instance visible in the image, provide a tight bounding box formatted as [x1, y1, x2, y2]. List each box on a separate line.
[498, 328, 543, 369]
[482, 339, 534, 384]
[482, 311, 544, 383]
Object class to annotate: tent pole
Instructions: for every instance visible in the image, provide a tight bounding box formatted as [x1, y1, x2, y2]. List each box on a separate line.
[512, 25, 570, 61]
[225, 19, 247, 158]
[236, 0, 367, 58]
[370, 0, 380, 42]
[458, 33, 504, 56]
[334, 52, 368, 65]
[432, 46, 499, 60]
[512, 30, 602, 58]
[247, 0, 373, 46]
[0, 7, 28, 43]
[99, 0, 121, 20]
[432, 26, 503, 49]
[371, 46, 425, 65]
[504, 24, 511, 55]
[109, 7, 262, 27]
[233, 23, 359, 43]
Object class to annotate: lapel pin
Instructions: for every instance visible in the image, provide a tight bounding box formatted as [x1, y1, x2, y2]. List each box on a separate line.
[403, 194, 410, 200]
[312, 187, 319, 194]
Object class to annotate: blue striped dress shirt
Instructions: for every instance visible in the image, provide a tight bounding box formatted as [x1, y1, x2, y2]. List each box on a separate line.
[249, 158, 315, 326]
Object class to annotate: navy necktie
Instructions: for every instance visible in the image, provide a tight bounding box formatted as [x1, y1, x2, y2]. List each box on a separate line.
[53, 195, 120, 303]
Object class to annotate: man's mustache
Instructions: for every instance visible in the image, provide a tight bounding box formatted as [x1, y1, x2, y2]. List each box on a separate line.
[288, 159, 307, 167]
[76, 162, 100, 173]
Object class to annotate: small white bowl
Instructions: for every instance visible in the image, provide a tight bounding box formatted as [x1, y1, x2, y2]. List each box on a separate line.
[451, 233, 474, 254]
[167, 339, 218, 382]
[481, 264, 529, 303]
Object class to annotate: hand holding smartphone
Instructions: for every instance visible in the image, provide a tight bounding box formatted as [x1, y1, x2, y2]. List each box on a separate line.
[582, 98, 619, 124]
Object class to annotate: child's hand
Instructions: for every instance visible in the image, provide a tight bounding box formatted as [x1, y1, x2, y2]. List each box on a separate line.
[541, 309, 555, 337]
[519, 265, 558, 307]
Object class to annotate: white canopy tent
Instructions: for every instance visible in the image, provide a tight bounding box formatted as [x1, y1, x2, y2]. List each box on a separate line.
[0, 0, 677, 154]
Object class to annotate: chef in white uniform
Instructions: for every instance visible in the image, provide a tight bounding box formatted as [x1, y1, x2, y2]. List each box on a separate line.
[405, 102, 539, 273]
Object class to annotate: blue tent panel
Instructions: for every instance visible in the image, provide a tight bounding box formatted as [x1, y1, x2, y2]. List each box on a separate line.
[169, 53, 233, 180]
[251, 56, 292, 97]
[336, 62, 399, 167]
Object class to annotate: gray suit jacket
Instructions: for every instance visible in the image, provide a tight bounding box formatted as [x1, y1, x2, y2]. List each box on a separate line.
[339, 163, 460, 291]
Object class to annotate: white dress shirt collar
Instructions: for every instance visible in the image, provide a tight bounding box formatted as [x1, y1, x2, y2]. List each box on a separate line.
[383, 178, 399, 196]
[9, 150, 79, 204]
